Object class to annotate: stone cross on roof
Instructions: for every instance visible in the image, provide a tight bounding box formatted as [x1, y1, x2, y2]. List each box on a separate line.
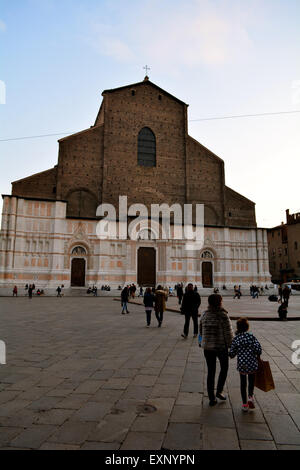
[143, 65, 150, 78]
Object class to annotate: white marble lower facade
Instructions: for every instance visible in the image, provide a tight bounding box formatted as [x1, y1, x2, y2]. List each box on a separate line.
[0, 196, 271, 291]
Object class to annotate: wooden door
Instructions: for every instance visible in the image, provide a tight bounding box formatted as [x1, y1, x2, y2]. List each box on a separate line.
[202, 261, 213, 288]
[137, 247, 156, 287]
[71, 258, 86, 287]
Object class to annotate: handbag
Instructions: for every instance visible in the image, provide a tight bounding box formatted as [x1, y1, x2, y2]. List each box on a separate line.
[254, 358, 275, 392]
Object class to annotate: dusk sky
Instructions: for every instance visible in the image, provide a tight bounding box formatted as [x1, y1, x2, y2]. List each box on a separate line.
[1, 0, 299, 227]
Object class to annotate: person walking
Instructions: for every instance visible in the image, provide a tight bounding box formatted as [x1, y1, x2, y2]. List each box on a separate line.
[56, 285, 62, 297]
[28, 284, 33, 299]
[154, 285, 168, 327]
[229, 318, 262, 412]
[12, 285, 18, 297]
[143, 287, 154, 327]
[181, 283, 201, 339]
[121, 286, 130, 314]
[199, 294, 234, 406]
[177, 283, 183, 305]
[282, 285, 291, 307]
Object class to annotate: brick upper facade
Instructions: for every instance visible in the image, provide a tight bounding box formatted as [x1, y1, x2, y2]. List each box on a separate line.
[11, 78, 256, 228]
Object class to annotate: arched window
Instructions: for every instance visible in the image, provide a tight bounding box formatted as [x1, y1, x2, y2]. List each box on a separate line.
[138, 127, 156, 167]
[71, 246, 87, 256]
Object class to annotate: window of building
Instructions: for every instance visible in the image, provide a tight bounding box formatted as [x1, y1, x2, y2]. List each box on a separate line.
[295, 241, 298, 250]
[138, 127, 156, 167]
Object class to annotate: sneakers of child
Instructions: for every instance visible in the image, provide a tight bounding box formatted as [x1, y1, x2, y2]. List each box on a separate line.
[248, 396, 255, 409]
[242, 404, 249, 412]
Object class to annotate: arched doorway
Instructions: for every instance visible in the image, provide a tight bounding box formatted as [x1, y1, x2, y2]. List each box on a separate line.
[70, 246, 87, 287]
[137, 247, 156, 287]
[71, 258, 86, 287]
[202, 262, 213, 288]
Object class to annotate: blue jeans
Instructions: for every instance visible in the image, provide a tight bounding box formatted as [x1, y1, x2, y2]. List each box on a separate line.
[122, 301, 129, 313]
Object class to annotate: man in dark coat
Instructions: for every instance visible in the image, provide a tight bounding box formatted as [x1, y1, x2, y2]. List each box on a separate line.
[177, 283, 183, 305]
[181, 283, 201, 338]
[282, 285, 291, 306]
[121, 286, 130, 314]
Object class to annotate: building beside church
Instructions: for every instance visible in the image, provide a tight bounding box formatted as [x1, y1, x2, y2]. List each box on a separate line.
[0, 77, 271, 292]
[267, 209, 300, 284]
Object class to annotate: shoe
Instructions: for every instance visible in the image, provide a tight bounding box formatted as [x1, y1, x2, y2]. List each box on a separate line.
[181, 334, 187, 339]
[242, 404, 249, 412]
[158, 322, 162, 328]
[209, 400, 217, 407]
[248, 396, 255, 409]
[126, 312, 130, 314]
[216, 393, 227, 401]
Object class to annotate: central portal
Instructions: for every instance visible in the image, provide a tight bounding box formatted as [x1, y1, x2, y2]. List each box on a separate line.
[137, 247, 156, 287]
[71, 258, 86, 287]
[202, 261, 213, 288]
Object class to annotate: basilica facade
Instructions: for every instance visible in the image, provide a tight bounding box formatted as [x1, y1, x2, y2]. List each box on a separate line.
[0, 77, 271, 292]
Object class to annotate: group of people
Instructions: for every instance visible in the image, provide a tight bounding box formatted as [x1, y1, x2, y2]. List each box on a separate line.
[138, 284, 263, 411]
[87, 285, 98, 296]
[121, 284, 168, 327]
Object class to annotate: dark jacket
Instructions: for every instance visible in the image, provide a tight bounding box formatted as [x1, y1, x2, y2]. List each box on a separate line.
[121, 287, 129, 302]
[143, 292, 154, 308]
[181, 290, 201, 315]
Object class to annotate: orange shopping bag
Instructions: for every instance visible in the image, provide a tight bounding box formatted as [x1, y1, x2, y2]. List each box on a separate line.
[254, 358, 275, 392]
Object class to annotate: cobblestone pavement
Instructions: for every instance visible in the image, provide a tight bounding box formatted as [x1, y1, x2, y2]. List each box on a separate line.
[0, 296, 299, 450]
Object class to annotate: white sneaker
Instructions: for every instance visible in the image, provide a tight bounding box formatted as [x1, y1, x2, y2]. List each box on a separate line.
[242, 404, 249, 412]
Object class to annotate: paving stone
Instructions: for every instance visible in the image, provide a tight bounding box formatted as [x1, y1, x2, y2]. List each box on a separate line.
[131, 375, 157, 386]
[0, 427, 24, 446]
[176, 392, 203, 406]
[10, 425, 57, 449]
[91, 411, 137, 443]
[121, 432, 165, 450]
[81, 441, 120, 450]
[39, 442, 81, 450]
[240, 440, 277, 450]
[150, 383, 180, 398]
[0, 400, 32, 417]
[163, 423, 202, 450]
[277, 393, 300, 413]
[48, 421, 97, 445]
[276, 445, 300, 450]
[101, 378, 132, 390]
[201, 408, 235, 428]
[34, 408, 75, 426]
[264, 414, 300, 445]
[180, 382, 203, 393]
[236, 422, 273, 440]
[170, 405, 203, 424]
[92, 389, 124, 403]
[203, 426, 239, 450]
[112, 369, 139, 379]
[72, 402, 112, 422]
[123, 385, 152, 400]
[28, 396, 63, 411]
[73, 380, 103, 395]
[54, 394, 90, 410]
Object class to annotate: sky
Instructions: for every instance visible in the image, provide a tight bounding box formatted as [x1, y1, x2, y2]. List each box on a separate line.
[0, 0, 300, 228]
